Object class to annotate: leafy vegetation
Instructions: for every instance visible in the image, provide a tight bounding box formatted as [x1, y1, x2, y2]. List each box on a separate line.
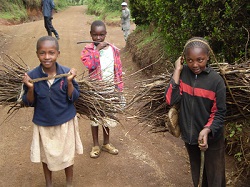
[0, 0, 29, 21]
[0, 0, 78, 21]
[226, 121, 250, 183]
[130, 0, 250, 63]
[85, 0, 121, 21]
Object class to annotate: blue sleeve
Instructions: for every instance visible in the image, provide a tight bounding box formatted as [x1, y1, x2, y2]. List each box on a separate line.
[22, 84, 35, 107]
[68, 79, 80, 102]
[51, 0, 55, 9]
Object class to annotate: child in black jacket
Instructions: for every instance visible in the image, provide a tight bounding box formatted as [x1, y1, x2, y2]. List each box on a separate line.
[165, 37, 226, 187]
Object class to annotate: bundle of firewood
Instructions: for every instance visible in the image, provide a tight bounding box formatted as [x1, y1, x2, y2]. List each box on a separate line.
[215, 62, 250, 121]
[126, 74, 171, 129]
[126, 61, 250, 129]
[0, 54, 125, 124]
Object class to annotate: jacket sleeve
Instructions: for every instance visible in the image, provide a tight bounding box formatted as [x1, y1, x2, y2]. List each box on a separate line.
[67, 78, 80, 102]
[80, 47, 100, 71]
[22, 84, 35, 107]
[122, 9, 130, 19]
[51, 0, 55, 10]
[204, 79, 226, 137]
[113, 48, 123, 92]
[165, 78, 182, 106]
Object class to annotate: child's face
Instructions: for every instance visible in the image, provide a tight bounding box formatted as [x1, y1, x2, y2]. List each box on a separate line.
[185, 47, 209, 75]
[90, 26, 107, 43]
[36, 40, 60, 70]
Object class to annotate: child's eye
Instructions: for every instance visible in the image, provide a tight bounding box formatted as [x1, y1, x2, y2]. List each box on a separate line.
[198, 58, 204, 62]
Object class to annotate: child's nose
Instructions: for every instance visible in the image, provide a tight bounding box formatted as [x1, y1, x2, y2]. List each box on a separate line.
[45, 53, 50, 59]
[193, 62, 198, 67]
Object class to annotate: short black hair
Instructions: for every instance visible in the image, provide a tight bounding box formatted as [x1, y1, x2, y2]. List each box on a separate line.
[184, 37, 210, 56]
[90, 20, 106, 32]
[36, 36, 59, 51]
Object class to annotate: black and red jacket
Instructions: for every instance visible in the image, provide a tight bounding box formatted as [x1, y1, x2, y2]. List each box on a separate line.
[165, 65, 226, 145]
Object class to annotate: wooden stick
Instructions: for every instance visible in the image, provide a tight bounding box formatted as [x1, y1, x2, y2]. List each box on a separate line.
[30, 73, 69, 83]
[77, 41, 100, 44]
[198, 151, 205, 187]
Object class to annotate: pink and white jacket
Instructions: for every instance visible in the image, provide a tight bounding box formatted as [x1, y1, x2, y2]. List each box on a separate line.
[81, 43, 123, 92]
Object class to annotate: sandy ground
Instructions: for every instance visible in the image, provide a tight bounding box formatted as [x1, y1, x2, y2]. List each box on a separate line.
[0, 6, 236, 187]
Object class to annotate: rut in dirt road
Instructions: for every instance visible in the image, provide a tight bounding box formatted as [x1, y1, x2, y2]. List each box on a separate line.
[0, 5, 193, 187]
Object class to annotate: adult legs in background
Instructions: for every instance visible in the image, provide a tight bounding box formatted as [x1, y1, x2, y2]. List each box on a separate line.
[44, 17, 52, 36]
[44, 16, 59, 39]
[123, 29, 130, 41]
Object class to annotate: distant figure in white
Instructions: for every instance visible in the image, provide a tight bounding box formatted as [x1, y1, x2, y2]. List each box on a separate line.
[121, 2, 130, 41]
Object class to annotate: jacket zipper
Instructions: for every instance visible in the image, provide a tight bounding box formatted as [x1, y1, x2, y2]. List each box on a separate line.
[189, 74, 197, 144]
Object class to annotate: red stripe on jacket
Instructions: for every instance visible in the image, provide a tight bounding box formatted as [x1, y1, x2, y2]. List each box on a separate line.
[181, 81, 217, 127]
[181, 81, 215, 100]
[166, 84, 173, 105]
[205, 98, 217, 127]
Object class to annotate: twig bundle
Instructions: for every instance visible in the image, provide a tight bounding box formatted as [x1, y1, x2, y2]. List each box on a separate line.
[75, 78, 124, 123]
[0, 54, 124, 124]
[215, 62, 250, 121]
[127, 61, 250, 129]
[126, 74, 171, 131]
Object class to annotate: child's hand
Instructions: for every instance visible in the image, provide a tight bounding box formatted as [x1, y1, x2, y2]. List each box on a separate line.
[198, 128, 211, 151]
[22, 73, 33, 88]
[96, 42, 109, 51]
[175, 56, 184, 72]
[67, 68, 77, 82]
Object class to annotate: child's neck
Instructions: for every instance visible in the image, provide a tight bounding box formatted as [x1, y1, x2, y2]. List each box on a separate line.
[42, 66, 57, 77]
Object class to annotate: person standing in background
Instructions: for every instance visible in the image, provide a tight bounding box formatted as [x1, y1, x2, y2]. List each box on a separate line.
[41, 0, 60, 40]
[121, 2, 130, 41]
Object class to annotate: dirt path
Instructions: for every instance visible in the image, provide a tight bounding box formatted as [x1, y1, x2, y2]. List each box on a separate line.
[0, 6, 233, 187]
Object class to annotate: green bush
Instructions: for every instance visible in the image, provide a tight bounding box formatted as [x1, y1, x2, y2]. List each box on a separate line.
[130, 0, 250, 63]
[86, 0, 121, 18]
[0, 0, 71, 21]
[0, 0, 28, 21]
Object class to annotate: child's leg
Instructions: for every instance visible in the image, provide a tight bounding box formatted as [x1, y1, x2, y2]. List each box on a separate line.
[90, 126, 101, 158]
[91, 126, 99, 146]
[102, 127, 118, 155]
[42, 162, 53, 187]
[65, 165, 73, 187]
[103, 126, 110, 145]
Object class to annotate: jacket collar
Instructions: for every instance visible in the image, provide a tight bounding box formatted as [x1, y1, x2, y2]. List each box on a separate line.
[38, 62, 62, 77]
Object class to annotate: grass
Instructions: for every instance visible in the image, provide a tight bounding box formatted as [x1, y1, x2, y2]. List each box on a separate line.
[0, 0, 70, 22]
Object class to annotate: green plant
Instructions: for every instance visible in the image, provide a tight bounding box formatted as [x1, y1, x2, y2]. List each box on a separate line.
[129, 0, 250, 63]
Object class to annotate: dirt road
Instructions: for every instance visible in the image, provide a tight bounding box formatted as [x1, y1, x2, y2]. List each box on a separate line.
[0, 6, 228, 187]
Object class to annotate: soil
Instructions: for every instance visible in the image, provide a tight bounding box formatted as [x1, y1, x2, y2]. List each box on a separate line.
[0, 6, 238, 187]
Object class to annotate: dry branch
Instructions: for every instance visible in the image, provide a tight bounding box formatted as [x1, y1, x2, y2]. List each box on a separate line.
[126, 61, 250, 130]
[0, 54, 125, 124]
